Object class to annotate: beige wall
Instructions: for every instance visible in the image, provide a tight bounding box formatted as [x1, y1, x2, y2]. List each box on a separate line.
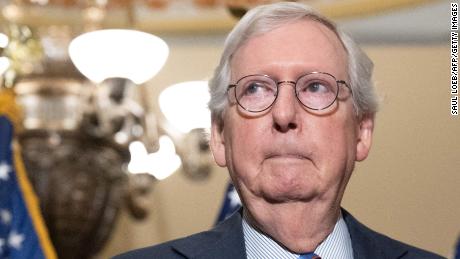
[98, 42, 458, 258]
[344, 45, 458, 257]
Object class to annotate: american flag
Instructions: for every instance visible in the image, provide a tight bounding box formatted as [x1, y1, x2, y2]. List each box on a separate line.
[215, 182, 242, 224]
[0, 90, 56, 259]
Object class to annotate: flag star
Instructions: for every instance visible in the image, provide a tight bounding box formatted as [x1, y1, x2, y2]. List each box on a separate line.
[0, 209, 12, 225]
[0, 161, 11, 181]
[0, 238, 4, 251]
[228, 187, 241, 208]
[8, 231, 25, 249]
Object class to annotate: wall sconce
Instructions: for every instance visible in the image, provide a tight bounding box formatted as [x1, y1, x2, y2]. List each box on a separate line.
[1, 25, 177, 258]
[159, 80, 213, 180]
[1, 8, 213, 259]
[68, 29, 169, 85]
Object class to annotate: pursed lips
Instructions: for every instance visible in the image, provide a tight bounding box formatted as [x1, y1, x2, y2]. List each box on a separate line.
[263, 151, 318, 170]
[262, 142, 315, 165]
[266, 153, 307, 160]
[265, 150, 311, 161]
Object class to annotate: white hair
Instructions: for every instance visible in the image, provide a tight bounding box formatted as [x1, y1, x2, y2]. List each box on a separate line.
[208, 2, 378, 126]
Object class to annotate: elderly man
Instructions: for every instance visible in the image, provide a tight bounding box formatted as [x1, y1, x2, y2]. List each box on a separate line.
[114, 2, 443, 259]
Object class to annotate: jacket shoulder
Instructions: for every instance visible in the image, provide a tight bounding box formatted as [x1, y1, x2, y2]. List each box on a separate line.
[112, 211, 246, 259]
[342, 209, 445, 259]
[365, 226, 445, 259]
[112, 241, 184, 259]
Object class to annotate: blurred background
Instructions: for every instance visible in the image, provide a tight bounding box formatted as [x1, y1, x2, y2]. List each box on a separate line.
[0, 0, 457, 258]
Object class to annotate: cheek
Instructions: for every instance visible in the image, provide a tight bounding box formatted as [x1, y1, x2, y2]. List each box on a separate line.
[223, 116, 266, 182]
[317, 117, 358, 182]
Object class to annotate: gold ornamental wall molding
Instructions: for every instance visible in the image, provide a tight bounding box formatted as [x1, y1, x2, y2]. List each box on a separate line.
[316, 0, 443, 19]
[0, 0, 445, 34]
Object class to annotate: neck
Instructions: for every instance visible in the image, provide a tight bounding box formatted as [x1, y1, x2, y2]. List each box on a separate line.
[243, 201, 340, 253]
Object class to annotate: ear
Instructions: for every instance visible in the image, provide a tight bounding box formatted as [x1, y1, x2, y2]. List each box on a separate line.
[355, 115, 374, 162]
[210, 120, 227, 167]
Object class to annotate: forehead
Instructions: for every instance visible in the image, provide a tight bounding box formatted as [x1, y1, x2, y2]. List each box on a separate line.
[231, 19, 348, 79]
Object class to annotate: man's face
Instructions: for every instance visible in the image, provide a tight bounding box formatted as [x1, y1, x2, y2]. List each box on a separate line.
[211, 19, 373, 209]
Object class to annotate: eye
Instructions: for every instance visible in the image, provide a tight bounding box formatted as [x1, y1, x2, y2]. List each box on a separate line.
[307, 82, 328, 93]
[299, 81, 331, 94]
[239, 80, 275, 97]
[244, 82, 264, 95]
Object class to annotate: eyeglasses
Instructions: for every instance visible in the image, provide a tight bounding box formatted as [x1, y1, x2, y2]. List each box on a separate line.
[227, 72, 351, 113]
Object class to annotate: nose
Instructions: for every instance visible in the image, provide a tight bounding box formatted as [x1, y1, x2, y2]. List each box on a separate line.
[271, 82, 299, 133]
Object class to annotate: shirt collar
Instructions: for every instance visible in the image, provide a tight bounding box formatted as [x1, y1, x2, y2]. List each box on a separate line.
[242, 213, 354, 259]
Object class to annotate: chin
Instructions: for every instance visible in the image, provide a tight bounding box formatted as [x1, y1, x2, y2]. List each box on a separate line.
[262, 170, 317, 199]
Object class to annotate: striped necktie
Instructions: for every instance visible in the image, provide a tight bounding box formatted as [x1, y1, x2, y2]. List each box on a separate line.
[299, 253, 321, 259]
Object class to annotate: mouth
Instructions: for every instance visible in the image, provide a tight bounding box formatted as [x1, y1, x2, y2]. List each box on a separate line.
[267, 154, 307, 159]
[263, 150, 318, 171]
[263, 144, 315, 166]
[265, 152, 311, 163]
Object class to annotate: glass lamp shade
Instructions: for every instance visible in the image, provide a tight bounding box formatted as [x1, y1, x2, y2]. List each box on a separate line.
[0, 57, 10, 75]
[68, 29, 169, 84]
[159, 81, 211, 133]
[0, 32, 8, 48]
[128, 136, 181, 180]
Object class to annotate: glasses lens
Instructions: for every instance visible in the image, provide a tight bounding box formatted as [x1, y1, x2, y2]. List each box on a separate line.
[235, 75, 277, 112]
[296, 73, 339, 110]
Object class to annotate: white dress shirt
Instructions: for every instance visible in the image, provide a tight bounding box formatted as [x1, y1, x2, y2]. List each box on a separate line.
[242, 213, 354, 259]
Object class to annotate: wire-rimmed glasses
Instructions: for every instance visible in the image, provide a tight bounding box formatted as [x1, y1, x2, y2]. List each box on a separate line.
[227, 72, 351, 113]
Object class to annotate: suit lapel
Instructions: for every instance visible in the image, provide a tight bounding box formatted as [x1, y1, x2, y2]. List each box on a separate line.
[342, 209, 408, 259]
[171, 211, 247, 259]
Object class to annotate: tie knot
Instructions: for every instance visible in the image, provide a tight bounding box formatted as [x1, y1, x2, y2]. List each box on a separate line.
[298, 253, 321, 259]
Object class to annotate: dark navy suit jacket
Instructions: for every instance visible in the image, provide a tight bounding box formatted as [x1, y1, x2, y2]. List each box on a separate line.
[113, 209, 444, 259]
